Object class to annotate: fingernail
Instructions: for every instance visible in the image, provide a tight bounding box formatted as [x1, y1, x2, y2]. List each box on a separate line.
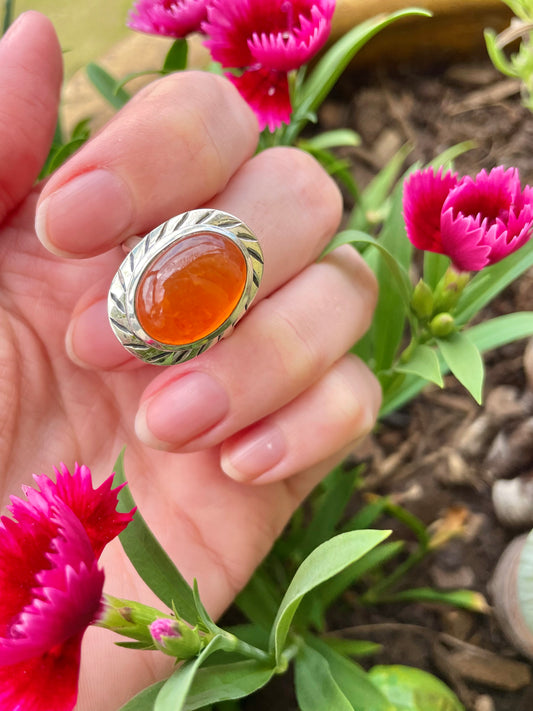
[221, 423, 286, 482]
[35, 169, 134, 256]
[66, 299, 135, 370]
[135, 372, 229, 449]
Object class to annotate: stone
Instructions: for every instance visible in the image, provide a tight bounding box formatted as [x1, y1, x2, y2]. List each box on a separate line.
[136, 232, 246, 346]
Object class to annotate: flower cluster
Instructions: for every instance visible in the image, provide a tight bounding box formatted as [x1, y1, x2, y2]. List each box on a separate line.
[403, 165, 533, 272]
[0, 464, 134, 711]
[128, 0, 335, 131]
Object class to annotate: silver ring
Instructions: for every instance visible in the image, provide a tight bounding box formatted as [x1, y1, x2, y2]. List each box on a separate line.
[108, 209, 264, 365]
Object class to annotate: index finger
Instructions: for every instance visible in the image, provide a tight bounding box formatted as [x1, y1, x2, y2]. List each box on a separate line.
[35, 72, 259, 258]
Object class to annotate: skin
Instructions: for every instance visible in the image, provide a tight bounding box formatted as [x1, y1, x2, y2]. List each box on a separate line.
[0, 12, 381, 711]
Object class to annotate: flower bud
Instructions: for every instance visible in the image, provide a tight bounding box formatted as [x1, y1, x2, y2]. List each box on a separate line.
[97, 594, 166, 644]
[430, 312, 456, 338]
[433, 267, 470, 313]
[149, 617, 203, 659]
[411, 279, 434, 320]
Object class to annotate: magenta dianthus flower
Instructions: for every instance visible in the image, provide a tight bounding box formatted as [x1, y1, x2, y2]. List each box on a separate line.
[0, 464, 134, 711]
[403, 166, 533, 272]
[203, 0, 335, 131]
[128, 0, 211, 38]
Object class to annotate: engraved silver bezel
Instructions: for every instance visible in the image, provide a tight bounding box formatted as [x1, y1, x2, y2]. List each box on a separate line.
[108, 209, 264, 365]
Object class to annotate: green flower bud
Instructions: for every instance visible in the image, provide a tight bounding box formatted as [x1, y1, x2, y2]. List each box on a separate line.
[97, 594, 169, 644]
[150, 618, 204, 659]
[433, 267, 470, 313]
[430, 312, 456, 338]
[411, 279, 434, 320]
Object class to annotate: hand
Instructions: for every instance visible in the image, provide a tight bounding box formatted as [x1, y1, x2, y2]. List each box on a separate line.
[0, 12, 380, 710]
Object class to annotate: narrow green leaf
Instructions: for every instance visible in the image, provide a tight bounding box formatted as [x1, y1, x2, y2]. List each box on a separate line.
[455, 239, 533, 326]
[46, 138, 88, 175]
[270, 530, 390, 662]
[86, 62, 131, 109]
[283, 8, 432, 143]
[298, 465, 360, 558]
[112, 450, 197, 623]
[395, 344, 444, 388]
[308, 638, 394, 711]
[343, 499, 389, 532]
[321, 637, 383, 658]
[436, 332, 484, 404]
[118, 680, 165, 711]
[193, 580, 218, 633]
[303, 128, 361, 150]
[163, 38, 188, 72]
[349, 144, 412, 232]
[182, 660, 275, 710]
[298, 143, 359, 198]
[384, 587, 490, 613]
[518, 529, 533, 635]
[323, 230, 412, 305]
[154, 636, 231, 711]
[235, 564, 281, 630]
[295, 644, 354, 711]
[2, 0, 13, 34]
[318, 541, 405, 611]
[368, 665, 465, 711]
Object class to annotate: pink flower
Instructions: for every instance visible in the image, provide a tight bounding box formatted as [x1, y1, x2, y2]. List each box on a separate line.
[403, 166, 533, 271]
[203, 0, 335, 130]
[0, 465, 134, 711]
[128, 0, 212, 38]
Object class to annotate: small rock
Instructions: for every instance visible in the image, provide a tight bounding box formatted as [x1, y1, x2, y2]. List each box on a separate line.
[430, 564, 476, 590]
[474, 695, 495, 711]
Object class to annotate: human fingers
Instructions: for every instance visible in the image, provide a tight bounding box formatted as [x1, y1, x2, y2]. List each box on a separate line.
[220, 355, 381, 484]
[0, 12, 62, 222]
[134, 245, 378, 453]
[35, 72, 258, 258]
[66, 147, 343, 370]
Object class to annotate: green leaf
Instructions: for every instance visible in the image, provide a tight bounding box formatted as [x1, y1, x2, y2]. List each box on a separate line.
[368, 665, 465, 711]
[163, 38, 189, 72]
[283, 8, 432, 143]
[235, 564, 282, 630]
[182, 660, 275, 710]
[308, 638, 394, 711]
[298, 465, 360, 558]
[86, 62, 131, 109]
[321, 637, 383, 658]
[45, 138, 88, 175]
[436, 332, 484, 403]
[464, 312, 533, 353]
[395, 344, 444, 388]
[423, 252, 451, 291]
[317, 541, 404, 611]
[295, 644, 354, 711]
[154, 636, 231, 711]
[518, 529, 533, 635]
[302, 129, 361, 150]
[323, 230, 412, 306]
[343, 499, 389, 532]
[112, 450, 197, 623]
[349, 143, 412, 233]
[455, 239, 533, 326]
[2, 0, 13, 34]
[384, 587, 489, 613]
[381, 312, 533, 415]
[118, 680, 165, 711]
[270, 530, 390, 662]
[193, 580, 218, 633]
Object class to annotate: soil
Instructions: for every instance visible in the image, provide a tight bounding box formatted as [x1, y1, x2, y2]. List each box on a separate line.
[234, 56, 533, 711]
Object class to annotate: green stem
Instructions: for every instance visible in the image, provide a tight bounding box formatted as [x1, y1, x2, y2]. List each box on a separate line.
[360, 547, 427, 605]
[223, 632, 272, 665]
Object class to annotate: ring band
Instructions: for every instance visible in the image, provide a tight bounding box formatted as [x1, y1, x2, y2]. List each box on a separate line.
[108, 209, 264, 365]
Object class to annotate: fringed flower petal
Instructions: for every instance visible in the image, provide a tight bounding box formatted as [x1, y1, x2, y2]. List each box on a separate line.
[403, 167, 460, 253]
[227, 67, 291, 131]
[128, 0, 211, 38]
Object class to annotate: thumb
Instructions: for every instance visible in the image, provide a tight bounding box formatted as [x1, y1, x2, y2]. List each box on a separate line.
[0, 12, 62, 223]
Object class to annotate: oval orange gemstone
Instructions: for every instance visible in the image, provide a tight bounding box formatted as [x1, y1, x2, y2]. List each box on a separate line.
[135, 232, 247, 346]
